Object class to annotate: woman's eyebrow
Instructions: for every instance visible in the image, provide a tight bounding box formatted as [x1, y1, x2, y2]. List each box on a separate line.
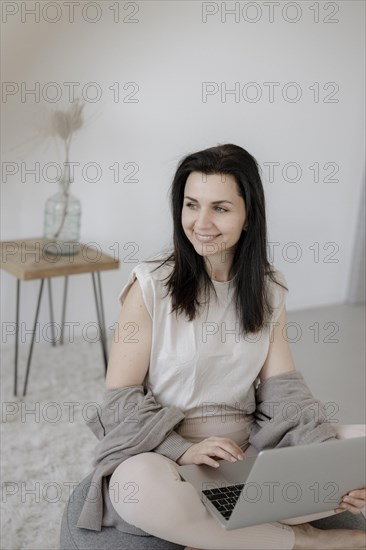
[184, 196, 233, 205]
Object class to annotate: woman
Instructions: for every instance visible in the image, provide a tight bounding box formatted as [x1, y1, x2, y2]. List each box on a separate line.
[106, 144, 366, 549]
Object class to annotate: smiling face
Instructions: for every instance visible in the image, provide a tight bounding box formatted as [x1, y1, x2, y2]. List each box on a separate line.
[181, 171, 247, 276]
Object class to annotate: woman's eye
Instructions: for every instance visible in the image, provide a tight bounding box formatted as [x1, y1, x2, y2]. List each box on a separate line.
[185, 203, 227, 213]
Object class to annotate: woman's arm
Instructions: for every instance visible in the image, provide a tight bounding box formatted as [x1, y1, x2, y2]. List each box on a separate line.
[259, 305, 296, 382]
[106, 278, 152, 388]
[105, 276, 194, 461]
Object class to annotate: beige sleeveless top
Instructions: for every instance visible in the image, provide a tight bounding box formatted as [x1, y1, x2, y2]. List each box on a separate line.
[118, 255, 288, 419]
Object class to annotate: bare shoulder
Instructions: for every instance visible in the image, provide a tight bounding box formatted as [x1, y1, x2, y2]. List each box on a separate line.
[259, 305, 295, 382]
[105, 276, 152, 389]
[125, 277, 147, 311]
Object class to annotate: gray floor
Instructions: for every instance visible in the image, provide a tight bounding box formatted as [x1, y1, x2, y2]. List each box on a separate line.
[287, 303, 366, 425]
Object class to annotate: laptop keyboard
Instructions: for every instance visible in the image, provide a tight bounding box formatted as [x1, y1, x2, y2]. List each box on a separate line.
[202, 484, 244, 520]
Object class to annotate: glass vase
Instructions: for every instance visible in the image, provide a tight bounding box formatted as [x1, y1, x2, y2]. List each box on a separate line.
[43, 177, 81, 256]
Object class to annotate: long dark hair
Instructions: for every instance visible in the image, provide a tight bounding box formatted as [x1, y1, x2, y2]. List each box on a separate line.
[145, 143, 287, 337]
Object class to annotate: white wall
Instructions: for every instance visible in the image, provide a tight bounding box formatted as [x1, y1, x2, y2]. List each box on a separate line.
[1, 0, 365, 344]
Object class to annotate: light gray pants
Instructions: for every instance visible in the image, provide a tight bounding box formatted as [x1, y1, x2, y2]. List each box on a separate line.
[109, 416, 365, 550]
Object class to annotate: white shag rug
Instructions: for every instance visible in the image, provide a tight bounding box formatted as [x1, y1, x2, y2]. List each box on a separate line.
[1, 337, 108, 550]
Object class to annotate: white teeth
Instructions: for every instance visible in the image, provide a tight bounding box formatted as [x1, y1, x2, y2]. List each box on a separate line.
[195, 233, 219, 242]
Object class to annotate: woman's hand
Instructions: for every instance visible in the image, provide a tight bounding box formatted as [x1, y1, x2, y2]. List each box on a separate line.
[176, 436, 245, 467]
[335, 487, 366, 515]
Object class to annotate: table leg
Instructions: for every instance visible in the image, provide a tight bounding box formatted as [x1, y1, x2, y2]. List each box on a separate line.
[97, 272, 108, 372]
[47, 278, 56, 347]
[91, 272, 108, 372]
[14, 279, 20, 396]
[23, 278, 45, 396]
[60, 276, 68, 345]
[97, 272, 106, 335]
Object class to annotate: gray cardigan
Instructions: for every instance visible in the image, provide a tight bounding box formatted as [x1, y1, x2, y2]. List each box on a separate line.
[77, 371, 338, 533]
[248, 370, 338, 449]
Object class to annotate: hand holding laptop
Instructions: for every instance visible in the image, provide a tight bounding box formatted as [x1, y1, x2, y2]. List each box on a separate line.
[335, 487, 366, 515]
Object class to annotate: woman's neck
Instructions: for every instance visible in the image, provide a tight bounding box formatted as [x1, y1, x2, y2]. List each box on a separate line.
[204, 257, 234, 282]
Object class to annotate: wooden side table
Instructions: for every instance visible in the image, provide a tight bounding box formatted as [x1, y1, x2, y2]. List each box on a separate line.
[0, 238, 120, 396]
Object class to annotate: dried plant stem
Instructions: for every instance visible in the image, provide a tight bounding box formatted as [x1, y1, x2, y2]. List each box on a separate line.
[52, 190, 69, 240]
[52, 141, 72, 240]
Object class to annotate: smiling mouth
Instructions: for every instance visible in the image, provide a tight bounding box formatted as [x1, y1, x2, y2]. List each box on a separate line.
[195, 233, 221, 242]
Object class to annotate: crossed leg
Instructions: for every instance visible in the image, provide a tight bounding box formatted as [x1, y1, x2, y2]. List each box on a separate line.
[109, 424, 365, 550]
[109, 452, 295, 550]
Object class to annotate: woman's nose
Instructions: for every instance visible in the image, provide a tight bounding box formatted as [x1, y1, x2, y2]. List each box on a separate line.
[195, 208, 213, 228]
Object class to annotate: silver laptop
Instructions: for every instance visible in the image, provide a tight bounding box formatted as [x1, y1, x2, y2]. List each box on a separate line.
[177, 436, 366, 530]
